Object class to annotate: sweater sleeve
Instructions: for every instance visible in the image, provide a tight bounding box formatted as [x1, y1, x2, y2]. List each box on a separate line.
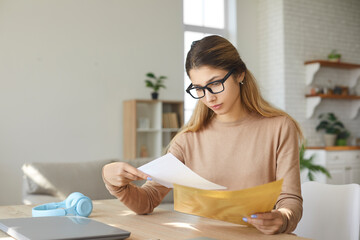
[275, 117, 303, 233]
[102, 167, 171, 215]
[102, 134, 188, 214]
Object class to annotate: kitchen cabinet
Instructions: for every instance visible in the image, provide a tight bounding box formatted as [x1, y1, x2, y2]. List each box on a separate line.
[301, 148, 360, 184]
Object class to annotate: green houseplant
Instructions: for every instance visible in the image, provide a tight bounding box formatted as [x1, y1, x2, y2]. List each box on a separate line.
[327, 49, 341, 62]
[316, 112, 346, 146]
[300, 144, 331, 181]
[336, 130, 350, 146]
[145, 72, 167, 100]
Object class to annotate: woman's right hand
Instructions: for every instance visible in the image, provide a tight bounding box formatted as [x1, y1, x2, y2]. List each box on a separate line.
[102, 162, 151, 187]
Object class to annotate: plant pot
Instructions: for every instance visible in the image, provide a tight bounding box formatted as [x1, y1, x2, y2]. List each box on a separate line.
[323, 133, 337, 146]
[151, 92, 158, 100]
[336, 139, 347, 146]
[328, 58, 341, 62]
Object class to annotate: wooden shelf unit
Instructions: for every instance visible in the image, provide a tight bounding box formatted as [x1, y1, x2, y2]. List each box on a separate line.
[123, 99, 184, 159]
[304, 60, 360, 119]
[304, 60, 360, 69]
[305, 94, 360, 99]
[306, 146, 360, 151]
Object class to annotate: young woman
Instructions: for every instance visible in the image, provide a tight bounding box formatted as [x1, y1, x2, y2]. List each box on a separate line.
[103, 35, 303, 235]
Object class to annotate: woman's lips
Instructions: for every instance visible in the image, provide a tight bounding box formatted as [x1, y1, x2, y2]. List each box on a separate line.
[211, 104, 222, 110]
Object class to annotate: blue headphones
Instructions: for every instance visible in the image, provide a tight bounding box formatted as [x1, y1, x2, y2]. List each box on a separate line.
[32, 192, 93, 217]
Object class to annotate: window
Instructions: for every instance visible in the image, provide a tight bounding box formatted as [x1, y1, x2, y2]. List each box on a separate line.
[183, 0, 228, 123]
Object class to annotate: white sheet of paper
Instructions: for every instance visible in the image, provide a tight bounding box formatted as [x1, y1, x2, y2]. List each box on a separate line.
[138, 153, 226, 190]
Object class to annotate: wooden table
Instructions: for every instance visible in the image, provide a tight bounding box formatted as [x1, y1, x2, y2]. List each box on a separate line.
[0, 199, 309, 240]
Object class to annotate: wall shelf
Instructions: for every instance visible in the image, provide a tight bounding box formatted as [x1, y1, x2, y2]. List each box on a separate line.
[305, 96, 321, 119]
[304, 60, 360, 69]
[306, 146, 360, 151]
[305, 94, 360, 99]
[305, 95, 360, 119]
[305, 60, 360, 87]
[304, 60, 360, 119]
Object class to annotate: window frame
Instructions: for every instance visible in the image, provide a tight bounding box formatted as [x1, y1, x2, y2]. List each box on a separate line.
[183, 0, 229, 123]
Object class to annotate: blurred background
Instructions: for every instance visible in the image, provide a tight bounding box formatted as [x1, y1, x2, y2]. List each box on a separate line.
[0, 0, 359, 205]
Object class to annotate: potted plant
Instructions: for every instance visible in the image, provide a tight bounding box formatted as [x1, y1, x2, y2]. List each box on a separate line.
[300, 144, 331, 181]
[145, 72, 167, 100]
[316, 112, 345, 146]
[327, 49, 341, 62]
[336, 130, 350, 146]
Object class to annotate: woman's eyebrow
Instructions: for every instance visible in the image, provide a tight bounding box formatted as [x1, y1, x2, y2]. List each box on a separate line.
[193, 75, 220, 87]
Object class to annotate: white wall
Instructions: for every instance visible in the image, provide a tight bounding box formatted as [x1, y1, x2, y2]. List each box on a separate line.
[282, 0, 360, 146]
[0, 0, 183, 205]
[258, 0, 286, 110]
[235, 0, 259, 80]
[257, 0, 360, 146]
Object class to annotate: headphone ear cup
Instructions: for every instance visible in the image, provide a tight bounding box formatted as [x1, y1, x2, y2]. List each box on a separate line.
[75, 196, 93, 217]
[66, 192, 85, 208]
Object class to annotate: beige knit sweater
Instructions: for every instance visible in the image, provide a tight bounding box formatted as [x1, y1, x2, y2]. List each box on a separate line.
[103, 113, 303, 233]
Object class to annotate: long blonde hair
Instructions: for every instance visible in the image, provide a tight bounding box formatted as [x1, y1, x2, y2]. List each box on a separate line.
[169, 35, 303, 149]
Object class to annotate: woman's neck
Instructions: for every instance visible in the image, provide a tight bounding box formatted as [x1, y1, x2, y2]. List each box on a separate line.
[215, 104, 249, 123]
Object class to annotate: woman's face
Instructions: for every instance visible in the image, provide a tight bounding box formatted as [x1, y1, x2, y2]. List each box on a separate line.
[189, 66, 245, 122]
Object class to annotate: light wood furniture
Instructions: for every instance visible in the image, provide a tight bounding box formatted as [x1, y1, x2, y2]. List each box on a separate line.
[0, 199, 309, 240]
[306, 146, 360, 151]
[123, 99, 184, 159]
[305, 94, 360, 100]
[304, 60, 360, 119]
[304, 60, 360, 69]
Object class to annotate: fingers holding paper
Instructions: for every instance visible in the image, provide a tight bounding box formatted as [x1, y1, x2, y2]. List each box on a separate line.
[103, 162, 151, 187]
[243, 210, 284, 235]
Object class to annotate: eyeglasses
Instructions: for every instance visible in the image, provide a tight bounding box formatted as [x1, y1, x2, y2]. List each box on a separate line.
[186, 69, 234, 99]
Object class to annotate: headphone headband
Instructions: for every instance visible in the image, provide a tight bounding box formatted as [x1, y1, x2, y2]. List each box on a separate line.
[32, 192, 93, 218]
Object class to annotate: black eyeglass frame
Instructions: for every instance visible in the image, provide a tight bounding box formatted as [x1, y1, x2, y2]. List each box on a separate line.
[186, 69, 235, 99]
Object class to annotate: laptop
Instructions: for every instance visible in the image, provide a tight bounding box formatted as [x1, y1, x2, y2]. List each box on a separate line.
[0, 216, 131, 240]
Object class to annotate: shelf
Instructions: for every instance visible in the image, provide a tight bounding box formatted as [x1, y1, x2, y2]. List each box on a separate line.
[306, 146, 360, 151]
[304, 60, 360, 87]
[306, 96, 321, 119]
[304, 60, 360, 69]
[304, 60, 360, 119]
[305, 94, 360, 99]
[123, 99, 184, 159]
[305, 95, 360, 119]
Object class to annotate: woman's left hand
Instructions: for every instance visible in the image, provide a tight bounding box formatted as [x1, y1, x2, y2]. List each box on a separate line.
[243, 210, 284, 235]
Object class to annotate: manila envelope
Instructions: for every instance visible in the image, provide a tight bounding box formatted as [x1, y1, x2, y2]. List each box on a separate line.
[174, 179, 283, 226]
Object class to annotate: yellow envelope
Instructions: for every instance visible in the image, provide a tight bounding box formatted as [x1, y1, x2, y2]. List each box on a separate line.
[174, 179, 283, 226]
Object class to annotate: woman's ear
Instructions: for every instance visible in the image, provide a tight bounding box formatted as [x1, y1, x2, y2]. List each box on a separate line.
[237, 72, 245, 84]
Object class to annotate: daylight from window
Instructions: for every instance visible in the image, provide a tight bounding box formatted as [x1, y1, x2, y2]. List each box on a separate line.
[183, 0, 227, 123]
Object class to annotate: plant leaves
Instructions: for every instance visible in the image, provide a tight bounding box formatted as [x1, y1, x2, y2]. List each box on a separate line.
[333, 122, 344, 128]
[145, 80, 154, 88]
[316, 113, 348, 135]
[308, 172, 314, 181]
[328, 113, 336, 121]
[146, 73, 156, 78]
[299, 144, 331, 181]
[145, 72, 167, 91]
